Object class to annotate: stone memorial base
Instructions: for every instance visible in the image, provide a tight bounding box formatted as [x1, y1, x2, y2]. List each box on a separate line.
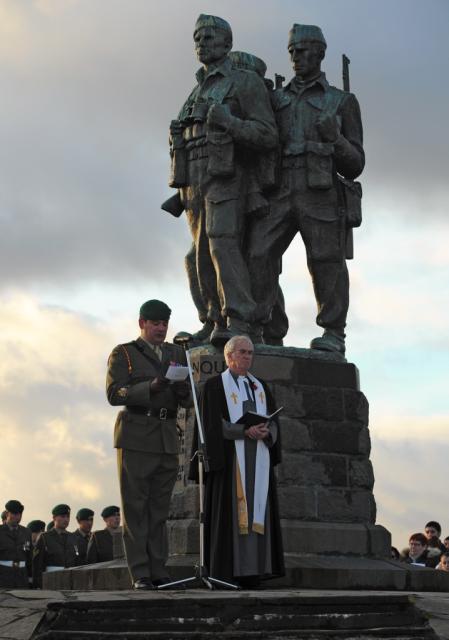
[43, 346, 449, 593]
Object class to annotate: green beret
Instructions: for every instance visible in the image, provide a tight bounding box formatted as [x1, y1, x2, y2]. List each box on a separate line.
[288, 24, 327, 49]
[139, 299, 171, 321]
[229, 51, 267, 78]
[101, 505, 120, 519]
[27, 520, 46, 533]
[76, 508, 94, 521]
[46, 521, 54, 531]
[5, 500, 24, 514]
[52, 504, 71, 516]
[194, 14, 232, 41]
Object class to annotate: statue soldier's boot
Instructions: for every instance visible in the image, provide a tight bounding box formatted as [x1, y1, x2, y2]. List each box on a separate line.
[174, 320, 214, 347]
[190, 319, 214, 343]
[310, 328, 346, 355]
[210, 317, 251, 347]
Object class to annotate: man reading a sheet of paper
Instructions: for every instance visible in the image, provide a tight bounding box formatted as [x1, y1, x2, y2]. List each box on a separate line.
[191, 335, 284, 588]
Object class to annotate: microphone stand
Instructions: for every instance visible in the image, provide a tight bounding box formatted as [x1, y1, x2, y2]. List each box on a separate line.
[157, 346, 239, 591]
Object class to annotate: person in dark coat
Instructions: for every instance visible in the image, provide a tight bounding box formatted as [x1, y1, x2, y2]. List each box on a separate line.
[86, 506, 121, 564]
[0, 500, 32, 588]
[27, 520, 46, 547]
[32, 504, 81, 588]
[401, 532, 440, 568]
[190, 335, 284, 588]
[424, 520, 446, 553]
[72, 508, 94, 564]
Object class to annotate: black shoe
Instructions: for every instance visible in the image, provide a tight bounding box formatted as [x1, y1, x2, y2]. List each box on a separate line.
[237, 576, 261, 589]
[133, 577, 156, 590]
[153, 576, 186, 590]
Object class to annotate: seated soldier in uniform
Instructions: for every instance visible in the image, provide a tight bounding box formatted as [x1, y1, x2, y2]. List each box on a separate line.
[86, 506, 121, 564]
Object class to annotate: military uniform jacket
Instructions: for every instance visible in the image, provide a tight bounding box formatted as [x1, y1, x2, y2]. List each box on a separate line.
[72, 529, 90, 564]
[106, 338, 190, 454]
[86, 529, 113, 564]
[273, 72, 364, 182]
[32, 529, 81, 588]
[0, 524, 32, 578]
[177, 56, 278, 203]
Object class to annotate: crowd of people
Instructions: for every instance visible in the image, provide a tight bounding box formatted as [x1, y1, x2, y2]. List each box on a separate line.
[392, 521, 449, 571]
[0, 499, 122, 588]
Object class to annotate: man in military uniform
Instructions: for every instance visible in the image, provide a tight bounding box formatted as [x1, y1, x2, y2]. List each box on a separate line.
[168, 14, 278, 345]
[32, 504, 81, 588]
[72, 508, 94, 564]
[107, 299, 191, 590]
[248, 24, 365, 355]
[86, 506, 121, 564]
[27, 520, 46, 547]
[0, 500, 32, 588]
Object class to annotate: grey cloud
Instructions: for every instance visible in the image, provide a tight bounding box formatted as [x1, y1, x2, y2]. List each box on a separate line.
[0, 0, 447, 291]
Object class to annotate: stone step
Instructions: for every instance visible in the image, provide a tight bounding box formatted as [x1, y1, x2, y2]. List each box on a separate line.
[33, 630, 436, 640]
[32, 594, 438, 640]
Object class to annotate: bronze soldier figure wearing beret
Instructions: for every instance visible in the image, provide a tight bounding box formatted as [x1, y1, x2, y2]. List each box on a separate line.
[248, 24, 365, 355]
[166, 14, 278, 345]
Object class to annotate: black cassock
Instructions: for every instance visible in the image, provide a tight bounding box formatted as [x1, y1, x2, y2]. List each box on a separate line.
[189, 373, 285, 582]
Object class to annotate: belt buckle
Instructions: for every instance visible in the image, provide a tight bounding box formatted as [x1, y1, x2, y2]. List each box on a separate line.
[160, 408, 167, 420]
[12, 561, 20, 569]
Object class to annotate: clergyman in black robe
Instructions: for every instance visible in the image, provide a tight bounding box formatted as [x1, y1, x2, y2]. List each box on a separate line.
[189, 335, 284, 587]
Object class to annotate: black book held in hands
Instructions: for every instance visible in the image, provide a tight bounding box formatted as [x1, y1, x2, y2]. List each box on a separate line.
[236, 406, 284, 428]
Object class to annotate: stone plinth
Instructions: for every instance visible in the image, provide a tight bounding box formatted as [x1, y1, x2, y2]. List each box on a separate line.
[170, 345, 390, 564]
[42, 346, 449, 591]
[167, 345, 397, 589]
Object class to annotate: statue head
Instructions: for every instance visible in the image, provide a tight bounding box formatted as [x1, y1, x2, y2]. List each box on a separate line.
[288, 24, 327, 81]
[193, 14, 233, 67]
[229, 51, 267, 78]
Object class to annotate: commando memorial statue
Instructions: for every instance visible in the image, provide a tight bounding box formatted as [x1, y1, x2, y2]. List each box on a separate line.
[163, 15, 364, 356]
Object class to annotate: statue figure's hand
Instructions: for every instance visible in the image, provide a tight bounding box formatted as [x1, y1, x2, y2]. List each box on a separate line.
[169, 119, 184, 138]
[316, 113, 339, 143]
[207, 104, 232, 130]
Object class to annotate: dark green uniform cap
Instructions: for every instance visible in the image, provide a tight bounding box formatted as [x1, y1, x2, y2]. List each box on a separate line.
[52, 504, 71, 516]
[5, 499, 24, 514]
[139, 299, 171, 321]
[46, 521, 55, 531]
[76, 508, 94, 521]
[27, 520, 46, 533]
[101, 505, 120, 519]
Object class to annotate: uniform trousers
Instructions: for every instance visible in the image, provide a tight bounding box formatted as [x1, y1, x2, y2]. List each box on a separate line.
[248, 163, 349, 331]
[117, 448, 178, 582]
[183, 156, 256, 325]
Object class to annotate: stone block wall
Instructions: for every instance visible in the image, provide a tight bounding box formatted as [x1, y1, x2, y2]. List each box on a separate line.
[168, 345, 390, 559]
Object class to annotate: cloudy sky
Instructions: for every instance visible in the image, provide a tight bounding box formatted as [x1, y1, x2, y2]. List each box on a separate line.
[0, 0, 448, 551]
